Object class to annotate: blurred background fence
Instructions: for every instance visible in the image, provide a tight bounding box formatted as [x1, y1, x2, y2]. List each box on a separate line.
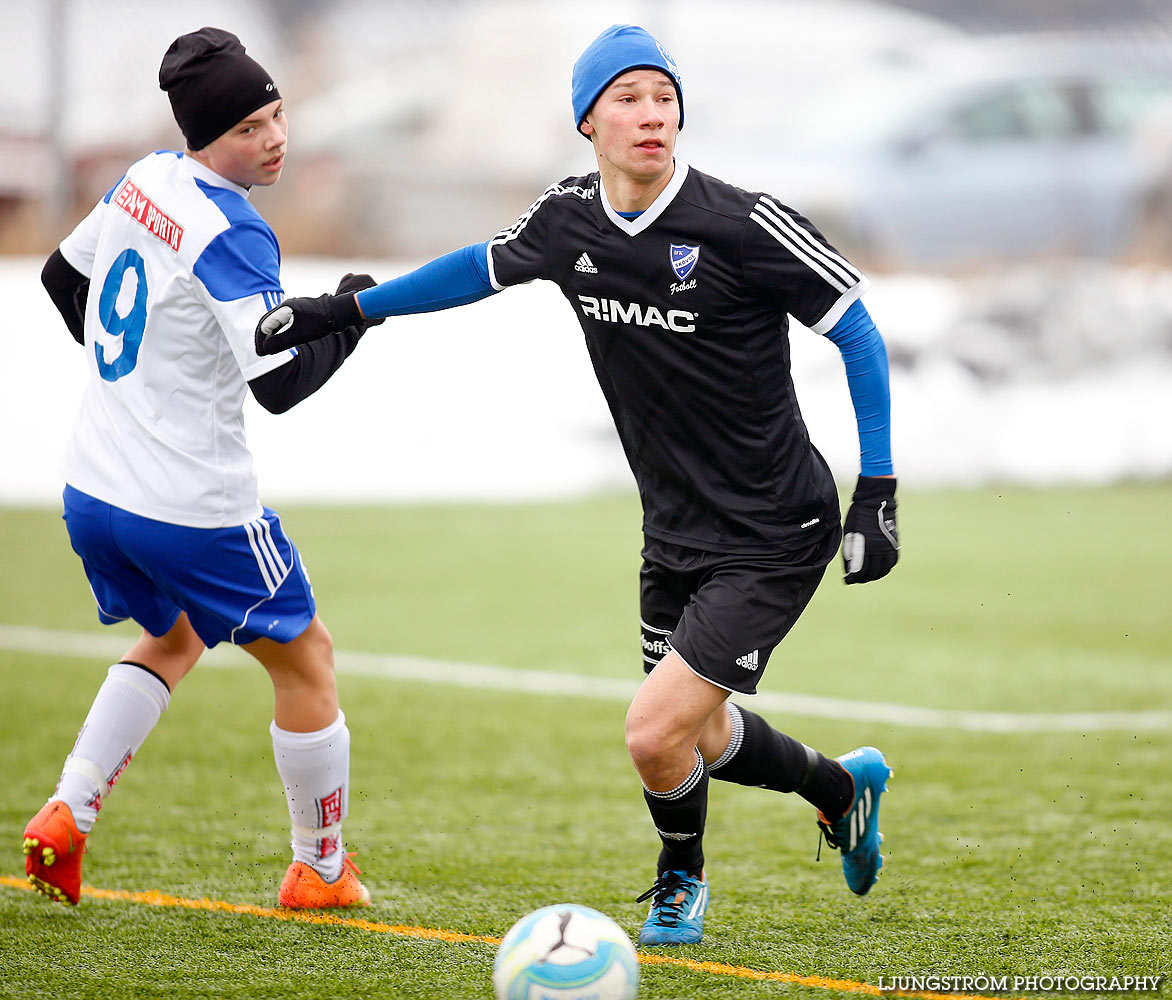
[3, 0, 1171, 500]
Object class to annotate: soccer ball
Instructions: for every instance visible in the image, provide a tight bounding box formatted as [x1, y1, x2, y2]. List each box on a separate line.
[492, 903, 640, 1000]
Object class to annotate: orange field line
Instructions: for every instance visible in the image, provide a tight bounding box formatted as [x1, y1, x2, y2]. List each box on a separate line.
[2, 874, 1020, 1000]
[1, 873, 500, 945]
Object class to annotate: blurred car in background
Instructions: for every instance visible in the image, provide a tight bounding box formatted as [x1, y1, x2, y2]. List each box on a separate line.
[695, 36, 1172, 270]
[295, 0, 972, 258]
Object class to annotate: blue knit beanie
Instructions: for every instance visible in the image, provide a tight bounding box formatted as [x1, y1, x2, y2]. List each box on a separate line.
[571, 24, 683, 137]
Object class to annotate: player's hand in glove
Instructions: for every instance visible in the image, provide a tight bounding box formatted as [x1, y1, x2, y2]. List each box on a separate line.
[255, 273, 384, 356]
[842, 475, 899, 584]
[334, 271, 384, 303]
[332, 272, 386, 329]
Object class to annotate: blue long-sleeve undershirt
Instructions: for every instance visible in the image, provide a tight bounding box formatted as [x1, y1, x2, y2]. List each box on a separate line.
[355, 242, 893, 475]
[356, 241, 496, 317]
[825, 298, 893, 476]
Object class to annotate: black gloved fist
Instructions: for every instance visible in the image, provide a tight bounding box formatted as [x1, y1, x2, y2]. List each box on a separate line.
[332, 272, 386, 330]
[254, 272, 383, 356]
[842, 475, 899, 584]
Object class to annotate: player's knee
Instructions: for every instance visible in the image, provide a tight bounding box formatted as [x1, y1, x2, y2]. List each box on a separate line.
[252, 616, 335, 691]
[294, 616, 334, 661]
[624, 710, 677, 771]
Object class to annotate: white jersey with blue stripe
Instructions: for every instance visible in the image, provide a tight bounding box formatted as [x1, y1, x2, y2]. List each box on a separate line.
[57, 151, 294, 528]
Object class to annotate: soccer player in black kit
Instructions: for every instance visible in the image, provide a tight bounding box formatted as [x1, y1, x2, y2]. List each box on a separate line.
[257, 24, 899, 946]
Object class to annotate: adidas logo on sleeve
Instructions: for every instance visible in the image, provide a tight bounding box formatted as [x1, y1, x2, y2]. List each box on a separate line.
[574, 252, 598, 273]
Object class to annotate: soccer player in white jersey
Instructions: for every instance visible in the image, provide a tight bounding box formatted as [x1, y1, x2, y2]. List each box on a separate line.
[26, 27, 377, 910]
[257, 25, 899, 943]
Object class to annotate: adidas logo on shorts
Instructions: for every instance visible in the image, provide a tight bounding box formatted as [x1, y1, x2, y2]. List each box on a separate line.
[574, 252, 598, 274]
[736, 649, 759, 671]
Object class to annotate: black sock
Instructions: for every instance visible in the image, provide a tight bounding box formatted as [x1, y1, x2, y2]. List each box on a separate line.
[707, 704, 852, 820]
[642, 748, 708, 877]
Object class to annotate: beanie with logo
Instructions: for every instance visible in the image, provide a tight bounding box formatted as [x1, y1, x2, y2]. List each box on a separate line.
[571, 24, 684, 137]
[159, 27, 280, 151]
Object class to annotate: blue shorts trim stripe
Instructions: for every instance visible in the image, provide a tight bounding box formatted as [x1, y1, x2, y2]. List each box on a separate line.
[244, 516, 290, 593]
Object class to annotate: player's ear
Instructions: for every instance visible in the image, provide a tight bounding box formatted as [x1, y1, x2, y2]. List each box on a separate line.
[580, 118, 595, 137]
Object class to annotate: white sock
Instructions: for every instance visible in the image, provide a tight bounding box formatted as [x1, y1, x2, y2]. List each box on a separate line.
[52, 662, 171, 833]
[271, 711, 351, 882]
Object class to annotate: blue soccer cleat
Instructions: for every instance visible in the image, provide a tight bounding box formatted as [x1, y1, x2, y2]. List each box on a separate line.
[817, 746, 892, 896]
[635, 869, 708, 945]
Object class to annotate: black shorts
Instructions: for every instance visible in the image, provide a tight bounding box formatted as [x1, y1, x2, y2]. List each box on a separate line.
[639, 529, 839, 695]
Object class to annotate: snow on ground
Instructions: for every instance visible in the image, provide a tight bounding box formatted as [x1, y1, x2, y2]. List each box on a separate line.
[2, 256, 1169, 506]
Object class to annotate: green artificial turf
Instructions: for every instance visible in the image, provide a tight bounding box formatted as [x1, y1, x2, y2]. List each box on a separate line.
[1, 483, 1169, 999]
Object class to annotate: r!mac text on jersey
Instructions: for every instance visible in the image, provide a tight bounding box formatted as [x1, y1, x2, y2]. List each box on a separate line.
[576, 295, 697, 333]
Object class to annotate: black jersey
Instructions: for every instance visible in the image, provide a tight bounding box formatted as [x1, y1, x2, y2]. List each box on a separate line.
[487, 162, 869, 555]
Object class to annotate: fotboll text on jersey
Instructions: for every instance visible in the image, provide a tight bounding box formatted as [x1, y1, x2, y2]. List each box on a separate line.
[576, 295, 697, 333]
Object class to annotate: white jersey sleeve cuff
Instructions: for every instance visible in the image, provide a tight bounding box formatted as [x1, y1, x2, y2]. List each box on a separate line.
[486, 242, 505, 292]
[808, 276, 870, 336]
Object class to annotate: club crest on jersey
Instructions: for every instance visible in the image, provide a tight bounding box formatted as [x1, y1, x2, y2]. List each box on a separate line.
[670, 243, 700, 281]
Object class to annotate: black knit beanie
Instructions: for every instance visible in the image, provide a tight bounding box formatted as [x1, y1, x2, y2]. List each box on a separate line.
[159, 27, 280, 151]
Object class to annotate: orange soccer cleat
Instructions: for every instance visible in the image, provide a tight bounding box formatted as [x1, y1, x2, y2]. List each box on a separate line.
[23, 800, 88, 905]
[277, 853, 371, 909]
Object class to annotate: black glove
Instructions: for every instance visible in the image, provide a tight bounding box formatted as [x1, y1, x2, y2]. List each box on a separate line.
[254, 273, 384, 356]
[332, 272, 386, 331]
[333, 272, 386, 311]
[842, 475, 899, 584]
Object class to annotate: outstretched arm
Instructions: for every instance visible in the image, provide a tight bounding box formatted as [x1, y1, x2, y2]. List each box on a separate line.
[825, 299, 899, 583]
[255, 242, 497, 355]
[356, 241, 496, 317]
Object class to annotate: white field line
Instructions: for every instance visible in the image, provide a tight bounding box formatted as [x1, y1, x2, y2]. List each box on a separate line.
[1, 624, 1169, 734]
